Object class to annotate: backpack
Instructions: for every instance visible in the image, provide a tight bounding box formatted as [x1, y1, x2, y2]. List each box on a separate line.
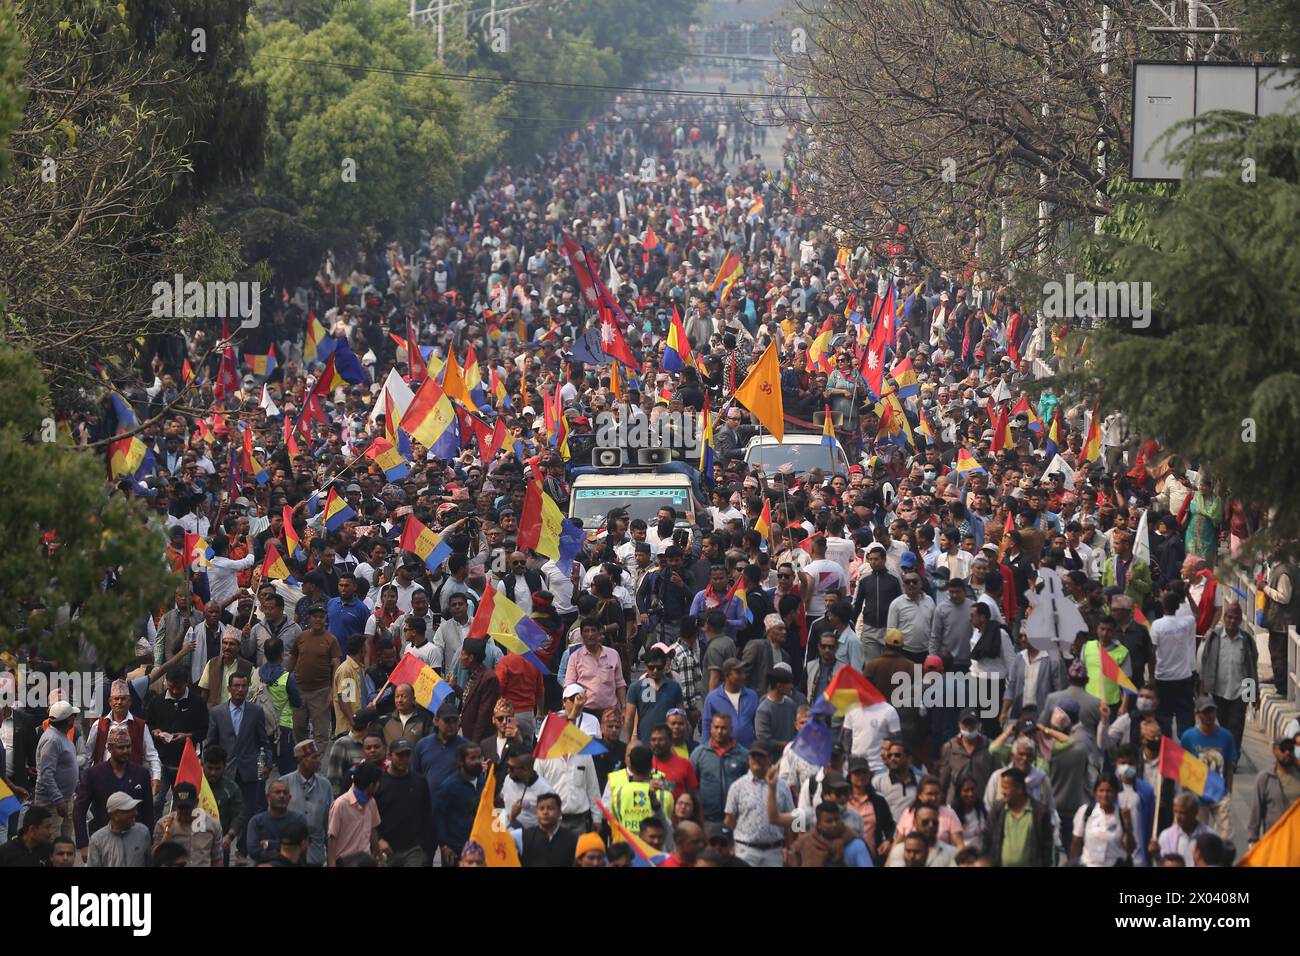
[247, 676, 280, 740]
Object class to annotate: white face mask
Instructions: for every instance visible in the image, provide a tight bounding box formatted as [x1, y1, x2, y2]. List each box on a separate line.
[1136, 697, 1155, 713]
[959, 728, 979, 740]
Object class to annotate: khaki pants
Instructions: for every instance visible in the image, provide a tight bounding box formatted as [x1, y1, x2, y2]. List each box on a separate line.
[294, 685, 334, 757]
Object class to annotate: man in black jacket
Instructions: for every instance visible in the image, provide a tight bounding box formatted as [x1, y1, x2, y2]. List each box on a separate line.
[143, 668, 210, 819]
[853, 543, 902, 662]
[985, 768, 1054, 867]
[518, 792, 577, 867]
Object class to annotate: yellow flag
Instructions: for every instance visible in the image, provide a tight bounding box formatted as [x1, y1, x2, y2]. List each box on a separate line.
[734, 340, 784, 441]
[442, 349, 476, 409]
[1238, 795, 1300, 866]
[469, 763, 521, 867]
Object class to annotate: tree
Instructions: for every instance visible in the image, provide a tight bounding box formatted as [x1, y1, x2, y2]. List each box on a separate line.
[0, 346, 177, 669]
[245, 0, 507, 238]
[1077, 109, 1300, 556]
[780, 0, 1220, 274]
[0, 0, 260, 404]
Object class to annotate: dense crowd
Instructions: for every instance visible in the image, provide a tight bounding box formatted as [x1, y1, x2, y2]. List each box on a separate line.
[2, 89, 1298, 870]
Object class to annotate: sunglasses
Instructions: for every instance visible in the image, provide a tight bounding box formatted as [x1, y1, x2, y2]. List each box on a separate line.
[666, 708, 687, 717]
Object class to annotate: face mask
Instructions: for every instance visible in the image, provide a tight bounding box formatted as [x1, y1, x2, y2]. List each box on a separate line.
[352, 786, 370, 804]
[960, 728, 979, 740]
[1117, 764, 1137, 781]
[1136, 697, 1155, 713]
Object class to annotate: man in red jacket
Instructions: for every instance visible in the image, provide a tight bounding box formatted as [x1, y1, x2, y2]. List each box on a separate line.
[458, 638, 501, 743]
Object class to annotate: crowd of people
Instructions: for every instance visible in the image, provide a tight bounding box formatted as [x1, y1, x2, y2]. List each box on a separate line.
[2, 86, 1298, 870]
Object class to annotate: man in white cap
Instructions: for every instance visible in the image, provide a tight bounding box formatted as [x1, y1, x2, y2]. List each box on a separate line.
[85, 679, 162, 792]
[742, 614, 790, 695]
[34, 700, 80, 840]
[86, 791, 151, 868]
[539, 685, 601, 740]
[74, 725, 154, 861]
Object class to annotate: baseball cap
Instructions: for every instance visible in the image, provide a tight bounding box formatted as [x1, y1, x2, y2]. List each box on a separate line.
[172, 782, 199, 807]
[958, 709, 980, 726]
[563, 683, 586, 700]
[48, 700, 79, 720]
[865, 542, 886, 556]
[389, 737, 414, 754]
[707, 825, 735, 845]
[883, 628, 904, 648]
[899, 553, 917, 570]
[847, 756, 872, 775]
[435, 700, 461, 720]
[105, 792, 141, 813]
[1196, 695, 1218, 712]
[346, 483, 363, 493]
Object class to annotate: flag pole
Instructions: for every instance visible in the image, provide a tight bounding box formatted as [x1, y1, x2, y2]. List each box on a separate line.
[1153, 741, 1165, 845]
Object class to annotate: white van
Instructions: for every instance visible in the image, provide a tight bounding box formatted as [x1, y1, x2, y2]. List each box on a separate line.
[742, 433, 851, 477]
[568, 472, 697, 529]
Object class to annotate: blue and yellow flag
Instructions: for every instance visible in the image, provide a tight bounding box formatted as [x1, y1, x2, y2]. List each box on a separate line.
[322, 487, 356, 531]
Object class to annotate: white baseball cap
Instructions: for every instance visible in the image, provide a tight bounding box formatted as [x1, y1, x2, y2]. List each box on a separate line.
[562, 683, 585, 700]
[48, 700, 80, 720]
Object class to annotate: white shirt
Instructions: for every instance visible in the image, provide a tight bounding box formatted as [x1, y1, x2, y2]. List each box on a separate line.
[1150, 613, 1196, 681]
[934, 549, 973, 581]
[804, 559, 849, 617]
[500, 772, 556, 830]
[404, 640, 441, 670]
[1073, 803, 1129, 867]
[843, 701, 901, 774]
[84, 714, 162, 782]
[433, 617, 472, 674]
[708, 506, 744, 528]
[207, 553, 255, 607]
[823, 537, 856, 578]
[496, 577, 534, 615]
[536, 754, 602, 825]
[541, 561, 575, 615]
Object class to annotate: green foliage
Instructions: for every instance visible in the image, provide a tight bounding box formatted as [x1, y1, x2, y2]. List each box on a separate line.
[1081, 111, 1300, 554]
[0, 347, 176, 667]
[0, 0, 259, 401]
[245, 0, 505, 240]
[0, 0, 25, 185]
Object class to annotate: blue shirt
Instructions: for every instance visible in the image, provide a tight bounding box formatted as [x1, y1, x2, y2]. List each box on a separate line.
[844, 838, 873, 867]
[412, 733, 470, 814]
[626, 677, 684, 743]
[431, 772, 485, 850]
[700, 685, 760, 748]
[1178, 724, 1237, 789]
[327, 597, 370, 654]
[246, 810, 308, 864]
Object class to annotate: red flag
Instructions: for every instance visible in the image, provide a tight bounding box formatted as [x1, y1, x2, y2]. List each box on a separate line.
[562, 232, 599, 307]
[517, 481, 544, 553]
[407, 322, 427, 382]
[860, 308, 890, 397]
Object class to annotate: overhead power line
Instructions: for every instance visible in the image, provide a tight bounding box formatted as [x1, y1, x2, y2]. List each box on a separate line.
[254, 52, 819, 101]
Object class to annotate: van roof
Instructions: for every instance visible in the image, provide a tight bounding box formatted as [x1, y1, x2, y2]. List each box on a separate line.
[572, 473, 694, 488]
[744, 433, 843, 448]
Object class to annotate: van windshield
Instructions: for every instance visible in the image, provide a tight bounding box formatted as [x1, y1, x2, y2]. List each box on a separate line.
[571, 486, 691, 526]
[745, 442, 846, 475]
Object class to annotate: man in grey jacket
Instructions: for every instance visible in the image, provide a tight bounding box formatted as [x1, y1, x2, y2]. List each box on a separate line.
[1197, 602, 1257, 754]
[35, 701, 81, 840]
[1248, 736, 1300, 844]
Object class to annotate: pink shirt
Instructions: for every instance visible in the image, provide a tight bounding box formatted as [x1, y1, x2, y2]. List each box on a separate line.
[564, 645, 627, 710]
[895, 804, 965, 847]
[327, 788, 381, 860]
